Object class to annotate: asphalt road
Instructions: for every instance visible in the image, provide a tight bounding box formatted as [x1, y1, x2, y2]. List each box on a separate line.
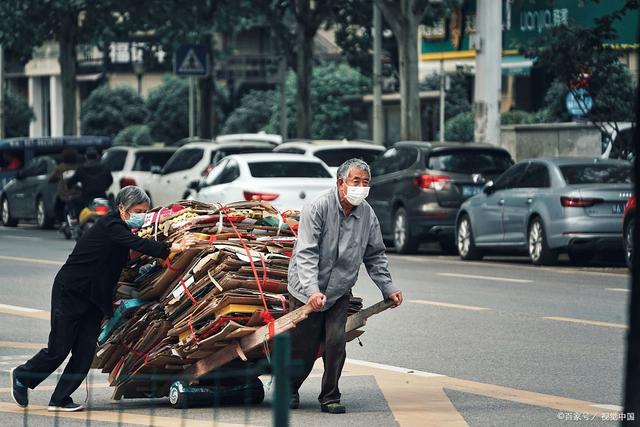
[0, 224, 630, 426]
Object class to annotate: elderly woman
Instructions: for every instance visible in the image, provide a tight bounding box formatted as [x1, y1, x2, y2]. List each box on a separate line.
[10, 186, 196, 412]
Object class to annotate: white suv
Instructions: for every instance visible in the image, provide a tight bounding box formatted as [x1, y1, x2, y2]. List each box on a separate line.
[146, 141, 275, 207]
[102, 146, 177, 203]
[274, 139, 385, 176]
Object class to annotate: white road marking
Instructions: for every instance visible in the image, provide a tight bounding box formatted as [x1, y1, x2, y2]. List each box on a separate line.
[437, 272, 533, 283]
[346, 358, 445, 378]
[0, 254, 63, 266]
[544, 316, 627, 330]
[606, 288, 630, 293]
[591, 404, 623, 411]
[1, 235, 42, 241]
[409, 299, 490, 311]
[0, 303, 45, 313]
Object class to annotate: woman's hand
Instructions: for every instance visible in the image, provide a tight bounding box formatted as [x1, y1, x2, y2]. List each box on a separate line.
[170, 232, 199, 253]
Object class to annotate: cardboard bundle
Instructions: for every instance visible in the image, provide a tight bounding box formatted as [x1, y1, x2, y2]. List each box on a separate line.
[93, 200, 363, 396]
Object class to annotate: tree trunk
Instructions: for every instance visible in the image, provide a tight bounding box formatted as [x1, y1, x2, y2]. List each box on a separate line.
[198, 34, 214, 139]
[58, 15, 77, 136]
[396, 17, 422, 141]
[295, 1, 313, 139]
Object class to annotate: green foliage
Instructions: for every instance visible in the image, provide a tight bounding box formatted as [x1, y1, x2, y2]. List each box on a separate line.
[222, 90, 275, 134]
[500, 110, 544, 125]
[3, 91, 34, 137]
[444, 112, 474, 142]
[80, 85, 148, 137]
[265, 62, 370, 139]
[114, 125, 153, 146]
[145, 75, 189, 143]
[421, 70, 472, 121]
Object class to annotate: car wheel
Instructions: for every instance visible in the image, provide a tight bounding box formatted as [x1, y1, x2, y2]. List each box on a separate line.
[393, 207, 418, 254]
[568, 249, 595, 266]
[457, 215, 483, 260]
[625, 217, 634, 270]
[439, 237, 458, 255]
[0, 196, 18, 227]
[36, 197, 54, 229]
[528, 217, 557, 266]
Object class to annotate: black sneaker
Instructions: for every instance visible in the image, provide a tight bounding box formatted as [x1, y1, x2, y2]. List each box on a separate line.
[10, 368, 28, 408]
[290, 392, 300, 409]
[47, 402, 84, 412]
[320, 402, 346, 414]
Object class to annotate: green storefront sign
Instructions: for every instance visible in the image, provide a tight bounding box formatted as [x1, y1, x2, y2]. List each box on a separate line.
[420, 0, 639, 58]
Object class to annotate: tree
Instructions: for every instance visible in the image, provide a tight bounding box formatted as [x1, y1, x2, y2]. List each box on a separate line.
[3, 92, 34, 137]
[375, 0, 460, 141]
[114, 125, 153, 146]
[145, 75, 189, 143]
[80, 85, 148, 137]
[444, 112, 473, 142]
[422, 70, 472, 120]
[520, 0, 638, 157]
[258, 0, 339, 139]
[222, 90, 275, 134]
[0, 0, 128, 135]
[266, 62, 370, 139]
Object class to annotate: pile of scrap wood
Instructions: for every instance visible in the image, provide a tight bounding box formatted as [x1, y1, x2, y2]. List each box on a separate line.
[92, 200, 363, 398]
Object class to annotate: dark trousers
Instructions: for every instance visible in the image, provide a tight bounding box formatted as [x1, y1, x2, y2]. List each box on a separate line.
[15, 280, 103, 406]
[289, 294, 350, 405]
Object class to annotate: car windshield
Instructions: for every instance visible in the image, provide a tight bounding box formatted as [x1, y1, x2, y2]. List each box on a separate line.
[427, 149, 513, 174]
[314, 148, 383, 167]
[101, 150, 127, 172]
[248, 161, 332, 178]
[132, 151, 175, 171]
[560, 163, 632, 184]
[210, 146, 274, 165]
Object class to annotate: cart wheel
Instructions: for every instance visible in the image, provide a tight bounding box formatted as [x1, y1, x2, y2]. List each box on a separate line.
[169, 381, 188, 409]
[249, 377, 265, 404]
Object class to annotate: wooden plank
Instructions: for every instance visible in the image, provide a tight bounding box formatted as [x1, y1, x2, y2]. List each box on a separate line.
[345, 299, 393, 332]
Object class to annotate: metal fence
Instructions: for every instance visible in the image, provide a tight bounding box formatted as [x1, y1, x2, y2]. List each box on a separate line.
[11, 334, 292, 427]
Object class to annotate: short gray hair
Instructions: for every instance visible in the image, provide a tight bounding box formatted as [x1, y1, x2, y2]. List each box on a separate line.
[337, 158, 370, 181]
[116, 186, 150, 211]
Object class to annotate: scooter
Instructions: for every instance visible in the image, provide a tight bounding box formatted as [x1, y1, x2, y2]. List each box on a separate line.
[60, 198, 110, 241]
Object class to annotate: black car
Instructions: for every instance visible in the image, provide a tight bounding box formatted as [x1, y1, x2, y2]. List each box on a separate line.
[1, 155, 59, 228]
[368, 142, 514, 254]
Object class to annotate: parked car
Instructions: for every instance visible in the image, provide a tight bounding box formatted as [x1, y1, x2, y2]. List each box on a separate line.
[274, 139, 385, 176]
[367, 142, 513, 254]
[101, 146, 177, 203]
[146, 141, 276, 207]
[456, 158, 633, 265]
[623, 195, 636, 269]
[189, 153, 334, 211]
[1, 155, 60, 228]
[216, 133, 282, 146]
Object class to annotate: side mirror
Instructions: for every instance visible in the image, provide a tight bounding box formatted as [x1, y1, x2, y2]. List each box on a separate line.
[15, 171, 25, 180]
[482, 181, 495, 195]
[187, 180, 200, 191]
[150, 166, 162, 174]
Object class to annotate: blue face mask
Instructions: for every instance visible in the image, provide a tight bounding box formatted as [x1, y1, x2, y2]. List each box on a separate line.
[125, 212, 146, 229]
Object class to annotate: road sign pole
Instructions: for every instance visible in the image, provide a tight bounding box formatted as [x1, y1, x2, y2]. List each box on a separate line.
[189, 77, 195, 138]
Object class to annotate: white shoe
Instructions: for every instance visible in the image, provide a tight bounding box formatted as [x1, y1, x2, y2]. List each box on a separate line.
[47, 402, 84, 412]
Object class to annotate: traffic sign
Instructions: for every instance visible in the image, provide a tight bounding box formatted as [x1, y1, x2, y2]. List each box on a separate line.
[174, 44, 209, 77]
[565, 88, 593, 119]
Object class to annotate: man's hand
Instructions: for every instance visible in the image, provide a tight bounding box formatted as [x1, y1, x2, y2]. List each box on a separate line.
[388, 291, 403, 308]
[308, 292, 327, 311]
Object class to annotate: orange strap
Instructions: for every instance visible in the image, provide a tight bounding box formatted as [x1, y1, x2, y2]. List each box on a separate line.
[164, 257, 198, 306]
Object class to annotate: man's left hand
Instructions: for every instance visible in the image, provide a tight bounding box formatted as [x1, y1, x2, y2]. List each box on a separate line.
[388, 291, 403, 308]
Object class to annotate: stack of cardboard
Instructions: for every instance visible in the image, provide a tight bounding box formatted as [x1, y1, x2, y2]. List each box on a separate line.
[93, 200, 362, 397]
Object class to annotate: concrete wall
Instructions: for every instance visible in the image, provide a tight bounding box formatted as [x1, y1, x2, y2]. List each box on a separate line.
[501, 122, 601, 161]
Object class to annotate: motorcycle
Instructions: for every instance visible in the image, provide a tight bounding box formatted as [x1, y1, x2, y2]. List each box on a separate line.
[60, 198, 110, 241]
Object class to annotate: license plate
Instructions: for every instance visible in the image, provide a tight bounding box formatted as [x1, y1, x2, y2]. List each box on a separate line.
[462, 185, 482, 197]
[612, 203, 624, 214]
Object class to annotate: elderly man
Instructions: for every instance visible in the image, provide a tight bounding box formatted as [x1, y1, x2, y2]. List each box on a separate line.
[288, 158, 403, 414]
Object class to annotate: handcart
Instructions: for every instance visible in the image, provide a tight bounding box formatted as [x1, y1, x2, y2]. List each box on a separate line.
[111, 299, 394, 409]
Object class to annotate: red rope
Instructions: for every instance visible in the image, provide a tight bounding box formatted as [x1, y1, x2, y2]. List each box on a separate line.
[164, 257, 198, 306]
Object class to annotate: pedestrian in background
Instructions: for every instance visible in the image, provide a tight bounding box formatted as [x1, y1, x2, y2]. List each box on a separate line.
[10, 186, 198, 412]
[287, 158, 403, 414]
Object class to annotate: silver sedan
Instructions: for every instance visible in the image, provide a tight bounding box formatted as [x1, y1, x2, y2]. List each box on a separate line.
[456, 158, 632, 265]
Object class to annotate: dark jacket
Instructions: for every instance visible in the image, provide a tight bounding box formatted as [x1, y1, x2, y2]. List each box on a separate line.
[67, 160, 113, 204]
[55, 212, 170, 316]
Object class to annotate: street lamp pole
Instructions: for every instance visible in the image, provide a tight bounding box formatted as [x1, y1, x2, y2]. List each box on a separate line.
[132, 59, 144, 96]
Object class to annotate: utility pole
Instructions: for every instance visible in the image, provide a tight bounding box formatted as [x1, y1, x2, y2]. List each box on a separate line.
[473, 0, 502, 146]
[372, 3, 384, 146]
[439, 59, 445, 143]
[0, 44, 4, 139]
[189, 77, 195, 138]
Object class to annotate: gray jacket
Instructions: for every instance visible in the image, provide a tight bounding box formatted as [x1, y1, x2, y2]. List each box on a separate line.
[288, 188, 397, 310]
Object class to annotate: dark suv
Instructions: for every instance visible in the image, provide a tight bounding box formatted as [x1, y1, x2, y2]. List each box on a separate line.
[368, 142, 514, 254]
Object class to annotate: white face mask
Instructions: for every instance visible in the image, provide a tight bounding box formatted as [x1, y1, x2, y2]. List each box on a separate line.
[344, 185, 370, 206]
